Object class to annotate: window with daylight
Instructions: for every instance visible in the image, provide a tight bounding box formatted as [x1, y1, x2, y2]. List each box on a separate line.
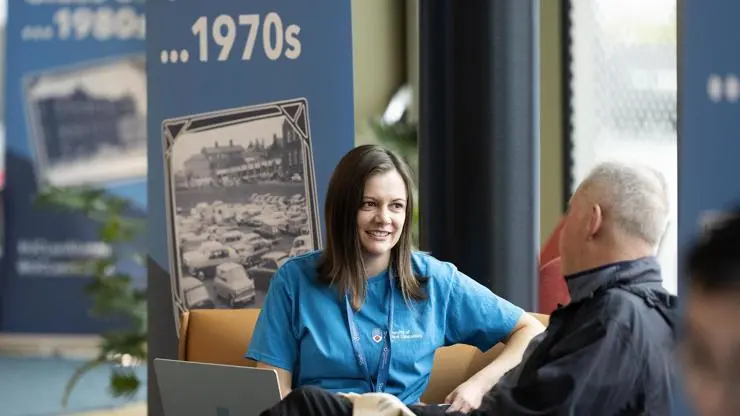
[567, 0, 678, 293]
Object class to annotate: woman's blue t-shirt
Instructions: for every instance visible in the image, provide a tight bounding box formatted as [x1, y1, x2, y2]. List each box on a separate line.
[245, 250, 524, 405]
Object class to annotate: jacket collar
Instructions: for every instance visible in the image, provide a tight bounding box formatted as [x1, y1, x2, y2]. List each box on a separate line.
[565, 257, 663, 303]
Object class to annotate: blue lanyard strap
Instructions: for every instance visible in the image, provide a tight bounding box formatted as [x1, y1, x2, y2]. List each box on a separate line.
[345, 271, 395, 393]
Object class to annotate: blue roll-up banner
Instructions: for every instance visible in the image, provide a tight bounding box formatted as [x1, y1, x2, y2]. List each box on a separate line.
[146, 0, 354, 340]
[677, 0, 740, 413]
[679, 0, 740, 248]
[2, 1, 147, 333]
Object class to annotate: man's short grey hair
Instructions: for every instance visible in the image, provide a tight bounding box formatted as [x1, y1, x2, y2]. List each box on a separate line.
[581, 162, 670, 247]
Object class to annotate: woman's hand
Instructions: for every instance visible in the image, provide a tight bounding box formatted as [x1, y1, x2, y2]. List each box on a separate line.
[444, 377, 490, 413]
[350, 392, 417, 416]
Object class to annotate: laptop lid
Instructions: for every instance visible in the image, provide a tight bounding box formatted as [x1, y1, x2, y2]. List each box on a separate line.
[154, 358, 282, 416]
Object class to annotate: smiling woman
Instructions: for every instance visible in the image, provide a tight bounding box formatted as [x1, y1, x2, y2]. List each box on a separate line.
[246, 145, 545, 414]
[318, 145, 423, 311]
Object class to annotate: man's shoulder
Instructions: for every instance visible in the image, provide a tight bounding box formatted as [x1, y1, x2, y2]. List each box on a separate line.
[581, 284, 676, 344]
[598, 283, 672, 315]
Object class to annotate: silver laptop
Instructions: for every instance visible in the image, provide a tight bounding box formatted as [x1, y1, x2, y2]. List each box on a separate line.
[154, 358, 283, 416]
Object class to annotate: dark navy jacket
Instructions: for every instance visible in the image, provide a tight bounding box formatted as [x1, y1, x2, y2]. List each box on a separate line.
[475, 257, 678, 416]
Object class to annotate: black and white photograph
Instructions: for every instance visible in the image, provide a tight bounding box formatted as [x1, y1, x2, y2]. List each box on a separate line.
[23, 55, 147, 187]
[163, 99, 321, 311]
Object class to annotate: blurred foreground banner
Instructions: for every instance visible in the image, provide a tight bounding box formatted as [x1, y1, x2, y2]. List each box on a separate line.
[2, 0, 147, 333]
[679, 2, 740, 280]
[676, 0, 740, 414]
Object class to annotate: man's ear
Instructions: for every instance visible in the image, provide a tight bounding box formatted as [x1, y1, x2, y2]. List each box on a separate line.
[588, 203, 603, 239]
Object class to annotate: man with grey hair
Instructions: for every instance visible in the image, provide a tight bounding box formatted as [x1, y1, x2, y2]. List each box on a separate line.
[259, 161, 678, 416]
[559, 161, 670, 278]
[466, 160, 679, 414]
[443, 161, 678, 414]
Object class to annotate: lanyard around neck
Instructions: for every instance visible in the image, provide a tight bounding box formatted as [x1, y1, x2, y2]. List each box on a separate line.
[344, 270, 395, 393]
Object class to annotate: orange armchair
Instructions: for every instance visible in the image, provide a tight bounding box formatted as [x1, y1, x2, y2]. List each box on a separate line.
[178, 309, 549, 405]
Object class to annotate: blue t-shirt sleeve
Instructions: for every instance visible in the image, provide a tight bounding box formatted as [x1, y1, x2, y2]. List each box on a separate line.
[245, 265, 298, 372]
[443, 265, 525, 351]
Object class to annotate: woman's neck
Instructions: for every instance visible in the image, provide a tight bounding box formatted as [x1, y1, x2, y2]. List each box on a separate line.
[363, 252, 390, 277]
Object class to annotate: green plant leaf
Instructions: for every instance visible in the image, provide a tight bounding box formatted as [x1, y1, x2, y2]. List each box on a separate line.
[100, 331, 148, 360]
[100, 218, 122, 242]
[86, 276, 140, 318]
[35, 186, 109, 216]
[367, 118, 419, 181]
[368, 118, 418, 150]
[36, 185, 169, 405]
[81, 258, 115, 278]
[62, 356, 110, 408]
[110, 368, 141, 399]
[131, 253, 146, 266]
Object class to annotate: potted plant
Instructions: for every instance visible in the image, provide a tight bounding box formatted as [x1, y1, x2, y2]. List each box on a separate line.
[35, 186, 147, 407]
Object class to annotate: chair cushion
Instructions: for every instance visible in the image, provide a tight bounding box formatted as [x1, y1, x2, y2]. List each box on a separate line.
[180, 309, 260, 367]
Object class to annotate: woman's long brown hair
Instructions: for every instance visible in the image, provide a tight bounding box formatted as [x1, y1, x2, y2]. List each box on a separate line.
[317, 145, 426, 310]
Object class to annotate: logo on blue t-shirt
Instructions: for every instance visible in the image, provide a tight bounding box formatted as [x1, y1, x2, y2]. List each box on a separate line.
[391, 329, 424, 341]
[372, 327, 383, 343]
